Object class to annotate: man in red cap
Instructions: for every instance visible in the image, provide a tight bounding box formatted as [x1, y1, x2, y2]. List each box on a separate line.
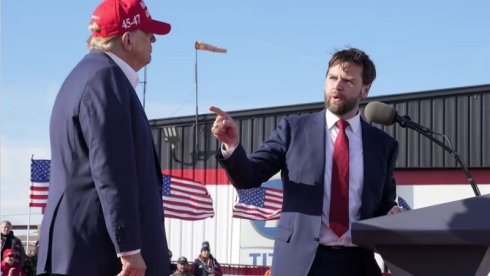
[36, 0, 171, 275]
[1, 249, 23, 276]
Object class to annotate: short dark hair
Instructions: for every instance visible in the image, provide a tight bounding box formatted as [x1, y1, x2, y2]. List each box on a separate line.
[327, 48, 376, 85]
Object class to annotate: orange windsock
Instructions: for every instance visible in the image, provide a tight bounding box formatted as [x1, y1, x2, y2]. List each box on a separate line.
[195, 41, 227, 53]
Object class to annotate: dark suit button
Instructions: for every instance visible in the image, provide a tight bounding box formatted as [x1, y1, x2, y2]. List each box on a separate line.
[114, 224, 125, 243]
[314, 238, 320, 242]
[116, 233, 125, 243]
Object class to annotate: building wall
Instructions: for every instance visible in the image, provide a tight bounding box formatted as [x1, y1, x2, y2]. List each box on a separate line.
[151, 84, 490, 170]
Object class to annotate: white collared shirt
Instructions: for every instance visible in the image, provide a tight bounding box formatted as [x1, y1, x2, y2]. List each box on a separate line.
[105, 51, 139, 89]
[319, 109, 364, 246]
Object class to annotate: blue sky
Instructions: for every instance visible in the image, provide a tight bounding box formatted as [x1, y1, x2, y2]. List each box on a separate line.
[1, 0, 490, 224]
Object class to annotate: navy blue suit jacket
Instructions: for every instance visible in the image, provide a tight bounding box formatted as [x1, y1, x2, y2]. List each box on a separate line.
[218, 110, 398, 276]
[37, 50, 169, 275]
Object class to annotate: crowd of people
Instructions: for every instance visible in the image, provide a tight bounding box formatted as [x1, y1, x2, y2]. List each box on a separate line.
[1, 218, 231, 276]
[0, 220, 39, 276]
[169, 241, 222, 276]
[2, 223, 224, 276]
[1, 229, 271, 276]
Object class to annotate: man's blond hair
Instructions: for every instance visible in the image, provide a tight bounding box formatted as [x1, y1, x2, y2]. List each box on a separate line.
[87, 21, 120, 51]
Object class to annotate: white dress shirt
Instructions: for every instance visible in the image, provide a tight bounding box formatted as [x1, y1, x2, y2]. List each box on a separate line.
[105, 51, 139, 89]
[320, 109, 364, 246]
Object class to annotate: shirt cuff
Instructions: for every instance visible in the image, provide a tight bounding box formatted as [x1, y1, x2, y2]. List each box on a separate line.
[221, 143, 237, 159]
[117, 249, 141, 258]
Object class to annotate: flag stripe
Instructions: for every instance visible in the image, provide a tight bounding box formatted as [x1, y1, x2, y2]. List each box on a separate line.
[29, 195, 48, 199]
[163, 198, 214, 210]
[164, 206, 214, 215]
[30, 183, 50, 188]
[29, 202, 47, 208]
[29, 190, 49, 195]
[165, 212, 214, 220]
[30, 187, 49, 192]
[233, 205, 279, 216]
[233, 213, 280, 220]
[165, 188, 213, 202]
[29, 198, 49, 203]
[233, 209, 280, 220]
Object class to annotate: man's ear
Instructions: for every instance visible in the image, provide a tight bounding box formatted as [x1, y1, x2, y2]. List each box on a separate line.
[361, 84, 371, 100]
[121, 32, 132, 50]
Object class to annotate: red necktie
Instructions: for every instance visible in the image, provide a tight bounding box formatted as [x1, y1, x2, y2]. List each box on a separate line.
[329, 120, 350, 237]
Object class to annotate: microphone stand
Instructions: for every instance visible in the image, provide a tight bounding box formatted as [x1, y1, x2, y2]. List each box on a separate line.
[397, 115, 480, 196]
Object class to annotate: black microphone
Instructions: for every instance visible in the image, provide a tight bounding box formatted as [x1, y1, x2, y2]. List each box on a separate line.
[364, 101, 431, 133]
[363, 101, 481, 197]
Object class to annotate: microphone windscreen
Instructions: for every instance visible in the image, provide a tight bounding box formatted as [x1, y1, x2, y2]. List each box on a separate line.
[364, 101, 397, 125]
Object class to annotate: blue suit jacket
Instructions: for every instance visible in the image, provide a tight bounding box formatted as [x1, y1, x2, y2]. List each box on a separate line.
[37, 50, 169, 275]
[218, 110, 398, 276]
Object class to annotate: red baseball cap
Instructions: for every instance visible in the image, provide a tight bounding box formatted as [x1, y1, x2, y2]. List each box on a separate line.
[3, 249, 15, 260]
[90, 0, 171, 38]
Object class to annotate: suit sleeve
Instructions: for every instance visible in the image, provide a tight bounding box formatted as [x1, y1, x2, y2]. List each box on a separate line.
[79, 67, 141, 253]
[217, 117, 290, 189]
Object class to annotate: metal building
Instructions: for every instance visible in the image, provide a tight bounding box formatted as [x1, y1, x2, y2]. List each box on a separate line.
[150, 83, 490, 183]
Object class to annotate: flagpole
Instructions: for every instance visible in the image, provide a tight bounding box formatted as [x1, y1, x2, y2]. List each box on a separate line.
[142, 66, 147, 109]
[0, 136, 2, 218]
[143, 66, 147, 109]
[194, 46, 199, 167]
[193, 41, 227, 166]
[229, 189, 235, 263]
[27, 205, 31, 253]
[27, 155, 33, 254]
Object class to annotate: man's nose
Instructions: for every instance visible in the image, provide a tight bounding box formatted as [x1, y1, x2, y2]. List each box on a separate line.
[334, 79, 344, 91]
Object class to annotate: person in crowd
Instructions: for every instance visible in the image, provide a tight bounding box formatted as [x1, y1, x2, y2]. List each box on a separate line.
[1, 249, 24, 276]
[193, 241, 222, 276]
[171, 256, 193, 276]
[210, 47, 403, 276]
[169, 249, 177, 274]
[21, 240, 38, 276]
[36, 0, 172, 275]
[0, 221, 26, 267]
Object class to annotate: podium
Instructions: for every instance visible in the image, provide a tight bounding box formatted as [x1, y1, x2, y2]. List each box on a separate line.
[352, 194, 490, 276]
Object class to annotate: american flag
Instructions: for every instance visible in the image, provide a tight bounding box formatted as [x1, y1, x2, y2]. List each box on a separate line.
[30, 159, 50, 208]
[233, 187, 283, 220]
[397, 196, 412, 210]
[162, 175, 214, 221]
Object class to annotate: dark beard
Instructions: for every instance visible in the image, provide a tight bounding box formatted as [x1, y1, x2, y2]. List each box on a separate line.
[325, 94, 360, 116]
